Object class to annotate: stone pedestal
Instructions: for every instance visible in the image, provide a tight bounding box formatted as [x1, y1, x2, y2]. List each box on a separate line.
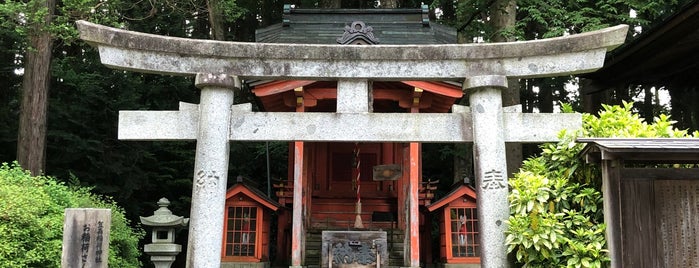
[144, 244, 182, 268]
[321, 231, 388, 268]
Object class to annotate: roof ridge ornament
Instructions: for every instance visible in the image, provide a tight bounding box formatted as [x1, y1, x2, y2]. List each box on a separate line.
[337, 21, 380, 45]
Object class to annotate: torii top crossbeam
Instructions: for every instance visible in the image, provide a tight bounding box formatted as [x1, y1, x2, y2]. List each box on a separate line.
[77, 20, 627, 80]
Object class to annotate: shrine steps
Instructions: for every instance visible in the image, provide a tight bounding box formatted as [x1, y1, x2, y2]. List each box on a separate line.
[304, 228, 405, 267]
[221, 262, 268, 268]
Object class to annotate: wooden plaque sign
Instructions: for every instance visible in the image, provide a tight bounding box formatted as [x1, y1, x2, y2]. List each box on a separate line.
[61, 208, 111, 268]
[372, 165, 402, 181]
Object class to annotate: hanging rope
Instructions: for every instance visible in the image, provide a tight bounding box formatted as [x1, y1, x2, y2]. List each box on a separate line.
[355, 142, 361, 203]
[353, 142, 364, 228]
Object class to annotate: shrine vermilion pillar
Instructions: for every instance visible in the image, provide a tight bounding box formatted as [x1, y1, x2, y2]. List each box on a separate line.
[291, 88, 307, 268]
[405, 94, 422, 267]
[407, 142, 421, 267]
[291, 141, 305, 267]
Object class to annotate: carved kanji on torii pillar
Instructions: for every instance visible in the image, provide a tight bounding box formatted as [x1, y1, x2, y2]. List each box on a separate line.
[77, 20, 628, 268]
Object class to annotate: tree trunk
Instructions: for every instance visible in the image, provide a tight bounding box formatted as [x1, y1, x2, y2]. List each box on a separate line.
[489, 0, 521, 177]
[580, 78, 607, 115]
[439, 0, 456, 21]
[17, 0, 56, 176]
[489, 0, 516, 43]
[642, 85, 654, 123]
[538, 79, 554, 113]
[319, 0, 341, 8]
[206, 0, 226, 40]
[614, 85, 630, 105]
[669, 86, 699, 132]
[381, 0, 399, 8]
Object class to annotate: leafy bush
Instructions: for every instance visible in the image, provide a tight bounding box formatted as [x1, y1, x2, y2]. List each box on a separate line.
[0, 162, 143, 268]
[506, 102, 696, 268]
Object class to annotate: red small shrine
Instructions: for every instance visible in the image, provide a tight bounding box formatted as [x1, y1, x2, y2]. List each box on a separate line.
[221, 179, 282, 266]
[427, 184, 481, 266]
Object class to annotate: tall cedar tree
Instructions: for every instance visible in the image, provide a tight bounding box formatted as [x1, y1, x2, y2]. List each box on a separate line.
[17, 0, 56, 175]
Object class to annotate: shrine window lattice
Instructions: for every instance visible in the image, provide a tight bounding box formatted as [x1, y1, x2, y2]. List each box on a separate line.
[450, 207, 480, 258]
[224, 206, 257, 257]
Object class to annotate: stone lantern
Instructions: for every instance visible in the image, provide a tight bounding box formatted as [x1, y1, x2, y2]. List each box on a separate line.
[140, 198, 189, 268]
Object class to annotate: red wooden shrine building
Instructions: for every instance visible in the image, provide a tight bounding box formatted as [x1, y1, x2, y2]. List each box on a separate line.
[222, 178, 282, 264]
[221, 6, 482, 267]
[427, 184, 481, 267]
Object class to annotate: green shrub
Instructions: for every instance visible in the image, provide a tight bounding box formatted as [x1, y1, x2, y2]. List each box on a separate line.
[506, 102, 696, 268]
[0, 162, 143, 268]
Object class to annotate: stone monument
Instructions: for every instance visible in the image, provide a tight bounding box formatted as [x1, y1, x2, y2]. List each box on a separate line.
[61, 208, 111, 268]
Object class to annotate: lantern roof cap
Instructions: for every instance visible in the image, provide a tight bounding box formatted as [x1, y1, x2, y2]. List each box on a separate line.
[140, 197, 189, 227]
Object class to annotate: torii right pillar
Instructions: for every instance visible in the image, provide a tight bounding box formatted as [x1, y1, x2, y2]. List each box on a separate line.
[465, 75, 510, 267]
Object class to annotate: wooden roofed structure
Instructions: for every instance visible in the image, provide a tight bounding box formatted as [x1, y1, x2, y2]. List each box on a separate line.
[222, 180, 283, 266]
[427, 184, 480, 266]
[581, 0, 699, 130]
[256, 5, 456, 45]
[582, 1, 699, 88]
[250, 5, 463, 267]
[579, 138, 699, 268]
[251, 4, 464, 114]
[251, 80, 463, 113]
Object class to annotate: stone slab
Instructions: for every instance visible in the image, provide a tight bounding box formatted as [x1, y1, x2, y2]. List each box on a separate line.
[337, 79, 371, 113]
[118, 110, 199, 140]
[118, 107, 581, 143]
[321, 231, 388, 268]
[220, 262, 269, 268]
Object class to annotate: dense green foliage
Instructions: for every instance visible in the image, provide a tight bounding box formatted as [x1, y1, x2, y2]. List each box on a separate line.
[507, 102, 697, 267]
[0, 162, 143, 268]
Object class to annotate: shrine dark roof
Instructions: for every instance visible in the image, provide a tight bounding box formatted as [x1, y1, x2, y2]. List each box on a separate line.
[578, 138, 699, 163]
[582, 0, 699, 90]
[226, 183, 282, 211]
[426, 183, 477, 212]
[255, 5, 456, 45]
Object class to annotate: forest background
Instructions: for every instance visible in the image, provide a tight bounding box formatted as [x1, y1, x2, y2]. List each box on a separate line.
[0, 0, 696, 266]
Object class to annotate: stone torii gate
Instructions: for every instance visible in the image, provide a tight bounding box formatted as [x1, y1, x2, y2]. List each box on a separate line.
[76, 21, 627, 268]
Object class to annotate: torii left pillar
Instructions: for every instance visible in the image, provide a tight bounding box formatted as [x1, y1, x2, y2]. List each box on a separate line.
[186, 73, 239, 268]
